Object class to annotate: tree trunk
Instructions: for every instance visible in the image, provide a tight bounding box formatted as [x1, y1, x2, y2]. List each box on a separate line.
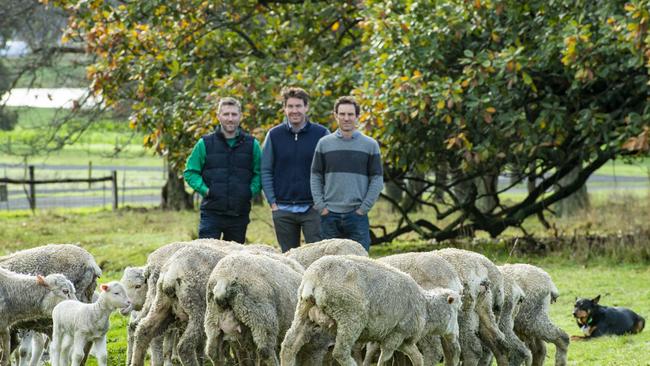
[476, 173, 499, 213]
[555, 165, 590, 217]
[161, 163, 194, 210]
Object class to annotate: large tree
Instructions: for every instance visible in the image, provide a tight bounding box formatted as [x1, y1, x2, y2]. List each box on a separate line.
[358, 0, 649, 242]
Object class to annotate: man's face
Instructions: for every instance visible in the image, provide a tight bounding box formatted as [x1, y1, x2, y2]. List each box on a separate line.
[218, 105, 241, 135]
[335, 103, 358, 133]
[284, 97, 308, 126]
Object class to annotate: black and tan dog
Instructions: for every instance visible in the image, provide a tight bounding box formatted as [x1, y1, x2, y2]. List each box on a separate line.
[572, 295, 645, 339]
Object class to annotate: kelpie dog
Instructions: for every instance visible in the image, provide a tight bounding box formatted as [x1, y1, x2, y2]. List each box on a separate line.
[572, 295, 645, 339]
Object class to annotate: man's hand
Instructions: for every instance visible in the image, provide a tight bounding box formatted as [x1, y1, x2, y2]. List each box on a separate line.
[271, 203, 279, 211]
[355, 208, 365, 215]
[205, 189, 209, 197]
[320, 207, 330, 216]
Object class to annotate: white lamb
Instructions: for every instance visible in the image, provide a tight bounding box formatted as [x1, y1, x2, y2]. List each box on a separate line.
[50, 281, 131, 366]
[0, 268, 76, 366]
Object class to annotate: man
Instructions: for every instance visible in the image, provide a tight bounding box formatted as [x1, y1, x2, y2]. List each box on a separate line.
[261, 87, 329, 252]
[310, 96, 383, 251]
[183, 97, 261, 243]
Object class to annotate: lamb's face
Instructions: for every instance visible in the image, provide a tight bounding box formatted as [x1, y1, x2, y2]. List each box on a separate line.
[100, 281, 132, 313]
[120, 267, 147, 311]
[425, 288, 461, 336]
[39, 274, 77, 310]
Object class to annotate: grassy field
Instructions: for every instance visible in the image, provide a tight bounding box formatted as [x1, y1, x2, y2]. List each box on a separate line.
[1, 194, 649, 365]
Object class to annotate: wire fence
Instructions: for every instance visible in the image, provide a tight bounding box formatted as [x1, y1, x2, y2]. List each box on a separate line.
[0, 163, 166, 211]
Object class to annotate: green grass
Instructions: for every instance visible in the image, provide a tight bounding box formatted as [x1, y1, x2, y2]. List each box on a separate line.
[1, 196, 650, 365]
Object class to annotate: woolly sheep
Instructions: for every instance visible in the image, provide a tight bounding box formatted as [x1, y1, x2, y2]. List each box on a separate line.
[280, 255, 461, 366]
[481, 269, 531, 366]
[499, 264, 569, 366]
[284, 238, 367, 268]
[367, 252, 464, 366]
[204, 252, 315, 366]
[128, 239, 240, 366]
[50, 281, 131, 366]
[434, 248, 510, 366]
[0, 267, 76, 366]
[0, 244, 101, 303]
[129, 243, 231, 366]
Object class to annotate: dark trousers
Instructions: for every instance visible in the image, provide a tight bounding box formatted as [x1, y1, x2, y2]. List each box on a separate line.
[198, 210, 249, 244]
[272, 208, 322, 252]
[320, 211, 371, 251]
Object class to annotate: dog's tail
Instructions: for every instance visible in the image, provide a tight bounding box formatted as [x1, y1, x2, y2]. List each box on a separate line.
[633, 316, 645, 334]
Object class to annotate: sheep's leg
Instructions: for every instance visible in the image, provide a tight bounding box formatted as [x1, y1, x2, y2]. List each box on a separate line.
[91, 336, 108, 366]
[458, 310, 482, 366]
[149, 335, 165, 366]
[395, 341, 424, 366]
[28, 332, 46, 366]
[362, 342, 379, 366]
[176, 319, 203, 366]
[205, 329, 223, 366]
[280, 303, 313, 366]
[16, 331, 30, 366]
[126, 318, 136, 366]
[534, 321, 568, 366]
[0, 328, 11, 366]
[441, 333, 461, 366]
[526, 337, 546, 366]
[163, 328, 177, 366]
[131, 303, 173, 366]
[477, 295, 509, 366]
[70, 334, 87, 366]
[330, 320, 363, 366]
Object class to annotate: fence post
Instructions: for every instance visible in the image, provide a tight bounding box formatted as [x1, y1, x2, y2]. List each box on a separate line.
[112, 170, 118, 211]
[29, 165, 35, 211]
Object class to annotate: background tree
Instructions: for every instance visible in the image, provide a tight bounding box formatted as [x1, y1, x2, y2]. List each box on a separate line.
[51, 0, 363, 209]
[358, 0, 649, 242]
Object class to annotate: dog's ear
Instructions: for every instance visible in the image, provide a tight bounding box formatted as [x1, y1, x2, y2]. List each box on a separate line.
[592, 295, 601, 304]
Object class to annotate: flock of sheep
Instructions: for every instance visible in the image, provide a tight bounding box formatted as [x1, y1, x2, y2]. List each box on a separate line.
[0, 239, 570, 366]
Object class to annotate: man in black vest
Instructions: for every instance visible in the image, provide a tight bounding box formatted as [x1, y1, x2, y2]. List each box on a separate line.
[261, 87, 329, 252]
[183, 97, 261, 243]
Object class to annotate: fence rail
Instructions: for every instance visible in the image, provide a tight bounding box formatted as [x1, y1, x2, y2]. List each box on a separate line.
[0, 163, 165, 211]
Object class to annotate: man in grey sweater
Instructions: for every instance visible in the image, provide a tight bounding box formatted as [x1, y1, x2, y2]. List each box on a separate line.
[310, 96, 384, 250]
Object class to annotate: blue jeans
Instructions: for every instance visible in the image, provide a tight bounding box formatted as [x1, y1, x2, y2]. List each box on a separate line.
[198, 210, 249, 243]
[320, 210, 370, 251]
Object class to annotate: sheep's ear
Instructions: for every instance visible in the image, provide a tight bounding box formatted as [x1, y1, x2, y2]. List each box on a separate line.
[36, 275, 48, 288]
[447, 295, 455, 304]
[100, 284, 109, 292]
[592, 295, 600, 304]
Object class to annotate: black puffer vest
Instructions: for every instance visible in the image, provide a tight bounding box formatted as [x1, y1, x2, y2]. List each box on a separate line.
[200, 128, 254, 216]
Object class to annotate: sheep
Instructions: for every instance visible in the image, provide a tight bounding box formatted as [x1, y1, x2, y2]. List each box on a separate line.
[0, 244, 101, 303]
[120, 267, 147, 366]
[499, 264, 569, 366]
[284, 238, 367, 268]
[280, 255, 461, 366]
[129, 243, 232, 366]
[50, 281, 131, 366]
[434, 248, 510, 366]
[204, 252, 316, 366]
[480, 270, 531, 366]
[127, 239, 241, 366]
[0, 267, 76, 366]
[363, 252, 464, 366]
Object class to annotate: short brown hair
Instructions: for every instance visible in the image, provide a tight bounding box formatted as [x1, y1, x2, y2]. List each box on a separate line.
[281, 87, 309, 106]
[218, 97, 241, 113]
[333, 96, 360, 116]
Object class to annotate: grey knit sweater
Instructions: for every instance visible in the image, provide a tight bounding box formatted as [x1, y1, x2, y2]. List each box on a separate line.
[310, 129, 383, 214]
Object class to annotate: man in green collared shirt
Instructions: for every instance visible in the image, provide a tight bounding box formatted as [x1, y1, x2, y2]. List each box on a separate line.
[183, 97, 261, 243]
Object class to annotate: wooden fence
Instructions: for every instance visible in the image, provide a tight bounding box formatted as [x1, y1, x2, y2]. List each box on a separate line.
[0, 165, 118, 210]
